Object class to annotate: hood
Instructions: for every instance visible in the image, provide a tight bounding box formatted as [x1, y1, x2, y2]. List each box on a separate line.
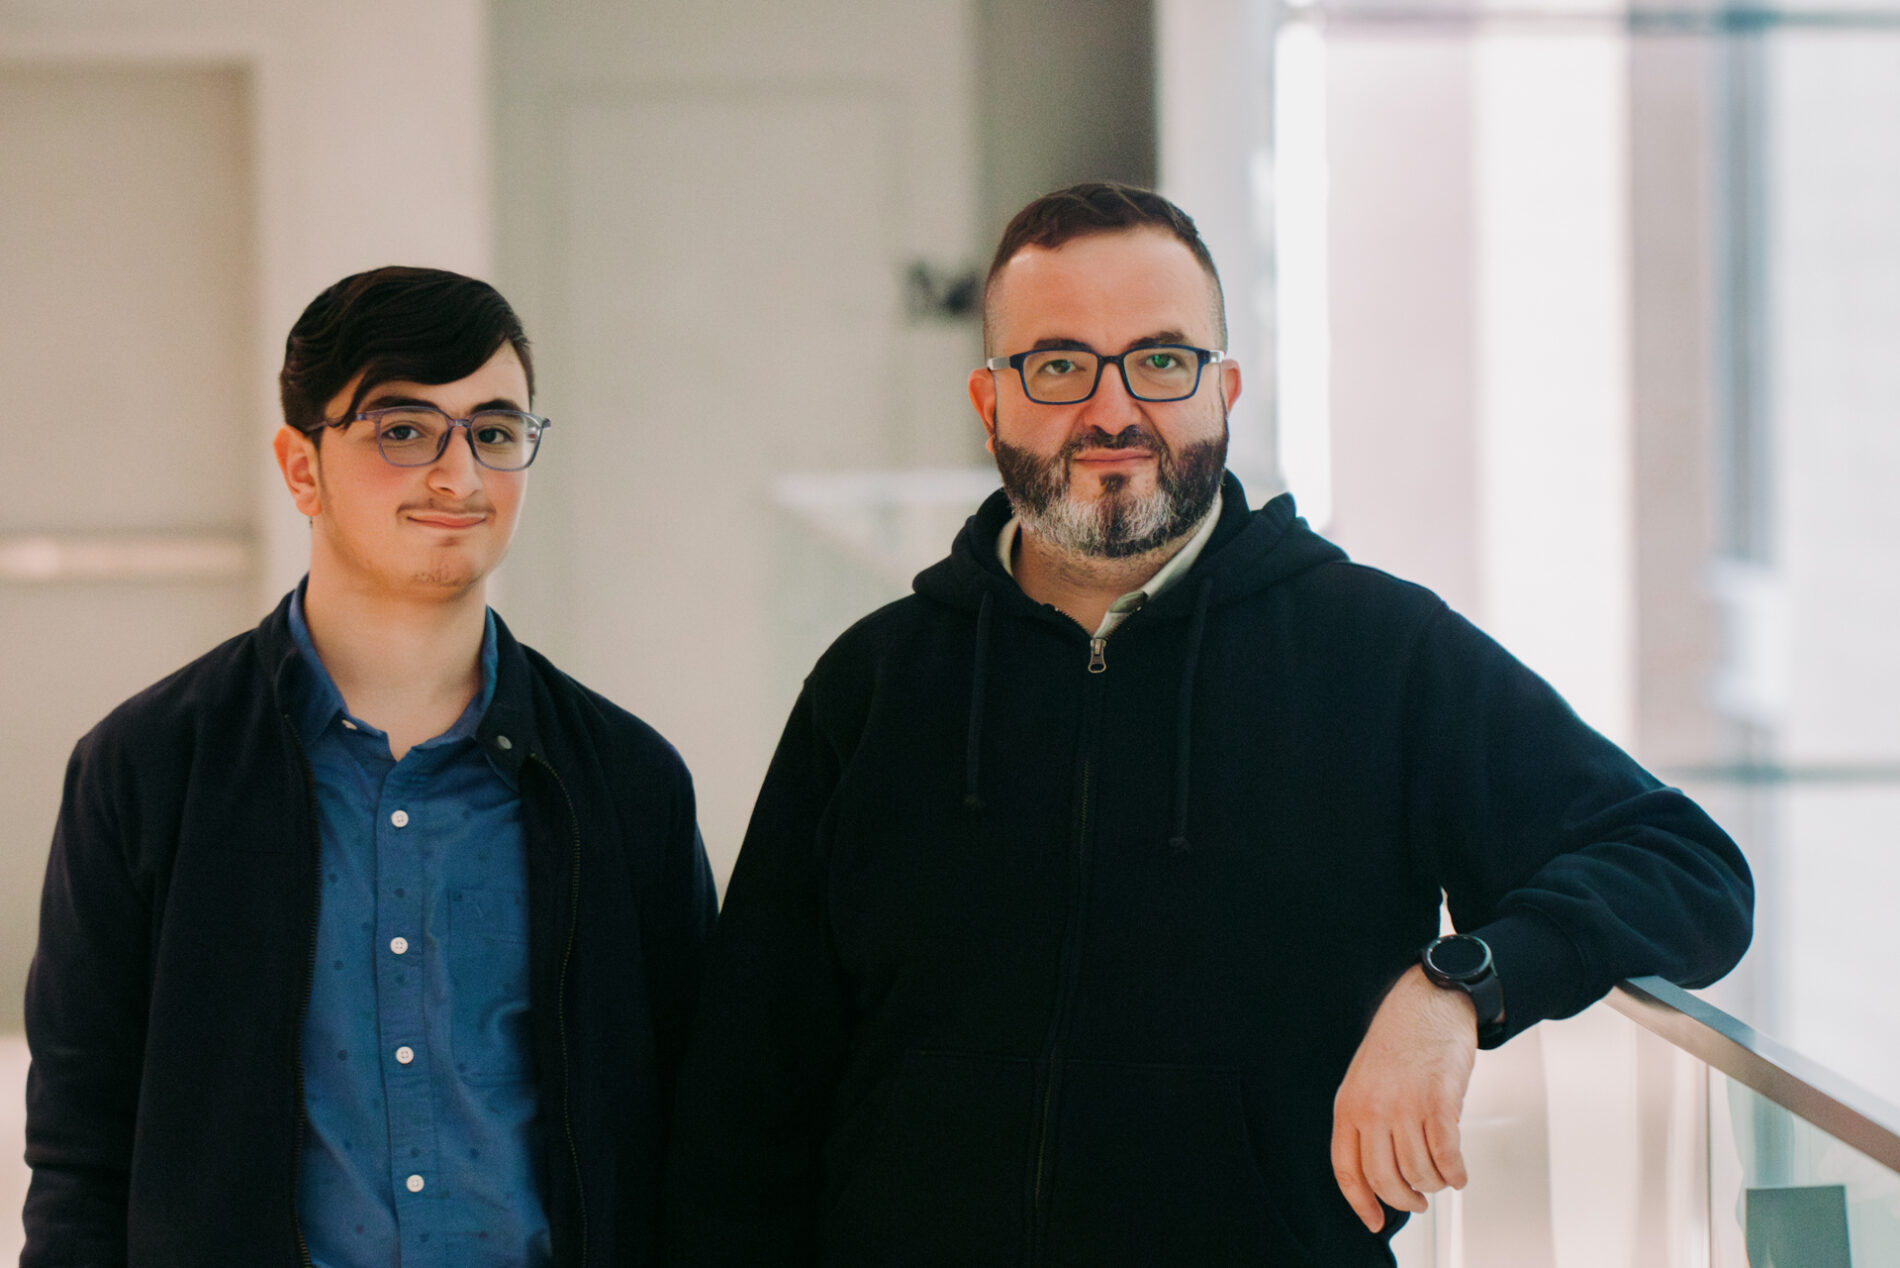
[913, 471, 1347, 615]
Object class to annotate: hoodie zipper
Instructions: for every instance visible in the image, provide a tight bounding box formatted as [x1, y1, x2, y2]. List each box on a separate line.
[528, 752, 590, 1267]
[283, 715, 319, 1268]
[1025, 643, 1107, 1263]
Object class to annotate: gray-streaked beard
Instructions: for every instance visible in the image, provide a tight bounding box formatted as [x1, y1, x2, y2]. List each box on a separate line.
[993, 419, 1228, 559]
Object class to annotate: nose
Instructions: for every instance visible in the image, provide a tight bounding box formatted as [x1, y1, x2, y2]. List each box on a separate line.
[1077, 356, 1145, 434]
[426, 423, 484, 497]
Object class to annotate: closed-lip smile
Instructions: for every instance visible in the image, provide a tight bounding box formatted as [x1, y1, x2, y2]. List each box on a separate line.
[409, 511, 486, 529]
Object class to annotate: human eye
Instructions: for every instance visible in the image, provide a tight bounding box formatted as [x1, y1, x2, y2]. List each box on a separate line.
[472, 417, 523, 447]
[1140, 349, 1185, 371]
[1025, 351, 1091, 379]
[374, 410, 442, 450]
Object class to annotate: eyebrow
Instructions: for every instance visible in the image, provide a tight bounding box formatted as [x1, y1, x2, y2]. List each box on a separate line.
[1025, 330, 1194, 354]
[359, 392, 528, 414]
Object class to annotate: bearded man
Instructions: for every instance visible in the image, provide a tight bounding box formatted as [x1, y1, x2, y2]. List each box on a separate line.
[663, 183, 1752, 1266]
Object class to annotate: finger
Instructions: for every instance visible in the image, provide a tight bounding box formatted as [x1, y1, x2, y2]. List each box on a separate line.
[1394, 1120, 1450, 1195]
[1331, 1123, 1385, 1233]
[1360, 1127, 1428, 1216]
[1426, 1108, 1469, 1190]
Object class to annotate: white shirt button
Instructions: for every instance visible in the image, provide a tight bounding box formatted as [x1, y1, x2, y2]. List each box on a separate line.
[390, 810, 409, 828]
[495, 734, 513, 751]
[341, 719, 359, 731]
[389, 936, 409, 956]
[395, 1046, 414, 1065]
[406, 1173, 425, 1193]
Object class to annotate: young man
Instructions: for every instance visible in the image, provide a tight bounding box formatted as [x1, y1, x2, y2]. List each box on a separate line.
[24, 267, 715, 1266]
[665, 185, 1753, 1265]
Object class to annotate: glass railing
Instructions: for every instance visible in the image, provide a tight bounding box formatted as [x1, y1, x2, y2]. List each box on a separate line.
[1392, 976, 1900, 1266]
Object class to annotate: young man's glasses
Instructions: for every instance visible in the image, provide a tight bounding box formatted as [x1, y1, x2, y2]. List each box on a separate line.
[326, 406, 552, 471]
[985, 345, 1225, 405]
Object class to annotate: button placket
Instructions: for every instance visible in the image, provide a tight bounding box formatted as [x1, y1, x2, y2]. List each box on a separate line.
[375, 769, 436, 1223]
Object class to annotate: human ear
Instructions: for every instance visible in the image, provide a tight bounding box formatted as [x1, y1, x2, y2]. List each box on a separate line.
[272, 426, 323, 518]
[1219, 359, 1242, 410]
[968, 367, 999, 455]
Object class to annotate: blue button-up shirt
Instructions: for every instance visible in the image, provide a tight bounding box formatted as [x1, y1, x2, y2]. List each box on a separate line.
[289, 588, 552, 1266]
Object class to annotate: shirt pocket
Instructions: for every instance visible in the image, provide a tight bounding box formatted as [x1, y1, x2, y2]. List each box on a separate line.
[446, 885, 533, 1084]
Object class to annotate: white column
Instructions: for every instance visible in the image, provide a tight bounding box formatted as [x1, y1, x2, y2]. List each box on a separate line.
[1155, 0, 1277, 490]
[1473, 32, 1636, 747]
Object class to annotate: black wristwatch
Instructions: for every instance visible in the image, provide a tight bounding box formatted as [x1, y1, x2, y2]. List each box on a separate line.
[1420, 933, 1507, 1048]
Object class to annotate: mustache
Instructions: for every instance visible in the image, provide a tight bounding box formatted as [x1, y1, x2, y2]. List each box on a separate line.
[1063, 426, 1162, 456]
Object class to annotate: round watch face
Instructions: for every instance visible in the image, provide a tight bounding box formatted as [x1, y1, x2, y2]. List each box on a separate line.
[1428, 935, 1491, 980]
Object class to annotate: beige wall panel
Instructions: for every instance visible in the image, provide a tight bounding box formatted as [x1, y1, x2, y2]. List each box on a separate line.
[0, 63, 258, 1030]
[0, 63, 255, 533]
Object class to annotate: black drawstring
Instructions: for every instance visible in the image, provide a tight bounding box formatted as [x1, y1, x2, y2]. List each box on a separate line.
[1167, 578, 1214, 853]
[962, 592, 993, 813]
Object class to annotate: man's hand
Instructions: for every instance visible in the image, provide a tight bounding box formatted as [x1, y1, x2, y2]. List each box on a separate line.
[1330, 965, 1479, 1233]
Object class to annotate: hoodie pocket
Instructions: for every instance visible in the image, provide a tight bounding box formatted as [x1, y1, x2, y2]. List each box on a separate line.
[1043, 1059, 1316, 1267]
[822, 1049, 1038, 1266]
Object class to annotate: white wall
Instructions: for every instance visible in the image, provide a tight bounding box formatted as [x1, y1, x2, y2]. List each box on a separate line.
[491, 0, 983, 882]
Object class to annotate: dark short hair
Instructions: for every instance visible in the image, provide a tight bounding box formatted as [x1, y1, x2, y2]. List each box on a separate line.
[983, 182, 1226, 353]
[279, 266, 535, 438]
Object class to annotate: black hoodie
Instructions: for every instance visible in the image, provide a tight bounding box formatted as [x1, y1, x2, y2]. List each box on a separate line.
[667, 475, 1752, 1266]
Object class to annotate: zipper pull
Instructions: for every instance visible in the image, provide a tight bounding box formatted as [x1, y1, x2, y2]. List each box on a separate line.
[1088, 637, 1107, 674]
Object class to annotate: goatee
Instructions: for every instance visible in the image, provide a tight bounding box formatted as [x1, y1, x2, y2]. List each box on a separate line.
[993, 419, 1227, 559]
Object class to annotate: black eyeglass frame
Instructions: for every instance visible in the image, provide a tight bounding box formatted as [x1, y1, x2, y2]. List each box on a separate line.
[323, 405, 553, 471]
[984, 344, 1227, 405]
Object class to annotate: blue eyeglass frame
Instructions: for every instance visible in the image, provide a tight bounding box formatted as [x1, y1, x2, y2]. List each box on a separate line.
[985, 344, 1226, 404]
[323, 405, 553, 471]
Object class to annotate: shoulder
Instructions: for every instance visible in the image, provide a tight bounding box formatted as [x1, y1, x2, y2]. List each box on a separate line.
[802, 592, 971, 707]
[1226, 554, 1453, 658]
[54, 619, 285, 870]
[813, 593, 946, 671]
[75, 622, 276, 774]
[1288, 556, 1446, 614]
[510, 641, 691, 785]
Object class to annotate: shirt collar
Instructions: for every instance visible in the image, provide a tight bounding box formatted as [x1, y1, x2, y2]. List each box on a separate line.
[286, 580, 500, 756]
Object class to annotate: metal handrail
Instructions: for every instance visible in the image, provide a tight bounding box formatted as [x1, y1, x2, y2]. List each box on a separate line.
[1609, 976, 1900, 1173]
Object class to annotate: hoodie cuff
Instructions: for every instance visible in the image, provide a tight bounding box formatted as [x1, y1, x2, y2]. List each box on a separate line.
[1465, 910, 1594, 1049]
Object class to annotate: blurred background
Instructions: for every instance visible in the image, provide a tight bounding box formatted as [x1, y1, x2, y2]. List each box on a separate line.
[3, 0, 1898, 1261]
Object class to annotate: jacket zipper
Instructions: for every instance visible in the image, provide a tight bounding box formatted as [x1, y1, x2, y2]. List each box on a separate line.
[1087, 637, 1107, 674]
[529, 753, 590, 1267]
[1025, 649, 1107, 1263]
[283, 716, 319, 1268]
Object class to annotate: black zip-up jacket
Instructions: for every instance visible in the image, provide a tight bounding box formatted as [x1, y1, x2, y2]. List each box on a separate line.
[24, 592, 716, 1266]
[665, 476, 1753, 1266]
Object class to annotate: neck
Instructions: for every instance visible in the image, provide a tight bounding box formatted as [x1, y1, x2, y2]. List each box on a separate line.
[300, 563, 488, 755]
[1013, 528, 1190, 634]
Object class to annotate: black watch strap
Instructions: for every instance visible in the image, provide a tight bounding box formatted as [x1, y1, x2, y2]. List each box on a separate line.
[1421, 934, 1507, 1048]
